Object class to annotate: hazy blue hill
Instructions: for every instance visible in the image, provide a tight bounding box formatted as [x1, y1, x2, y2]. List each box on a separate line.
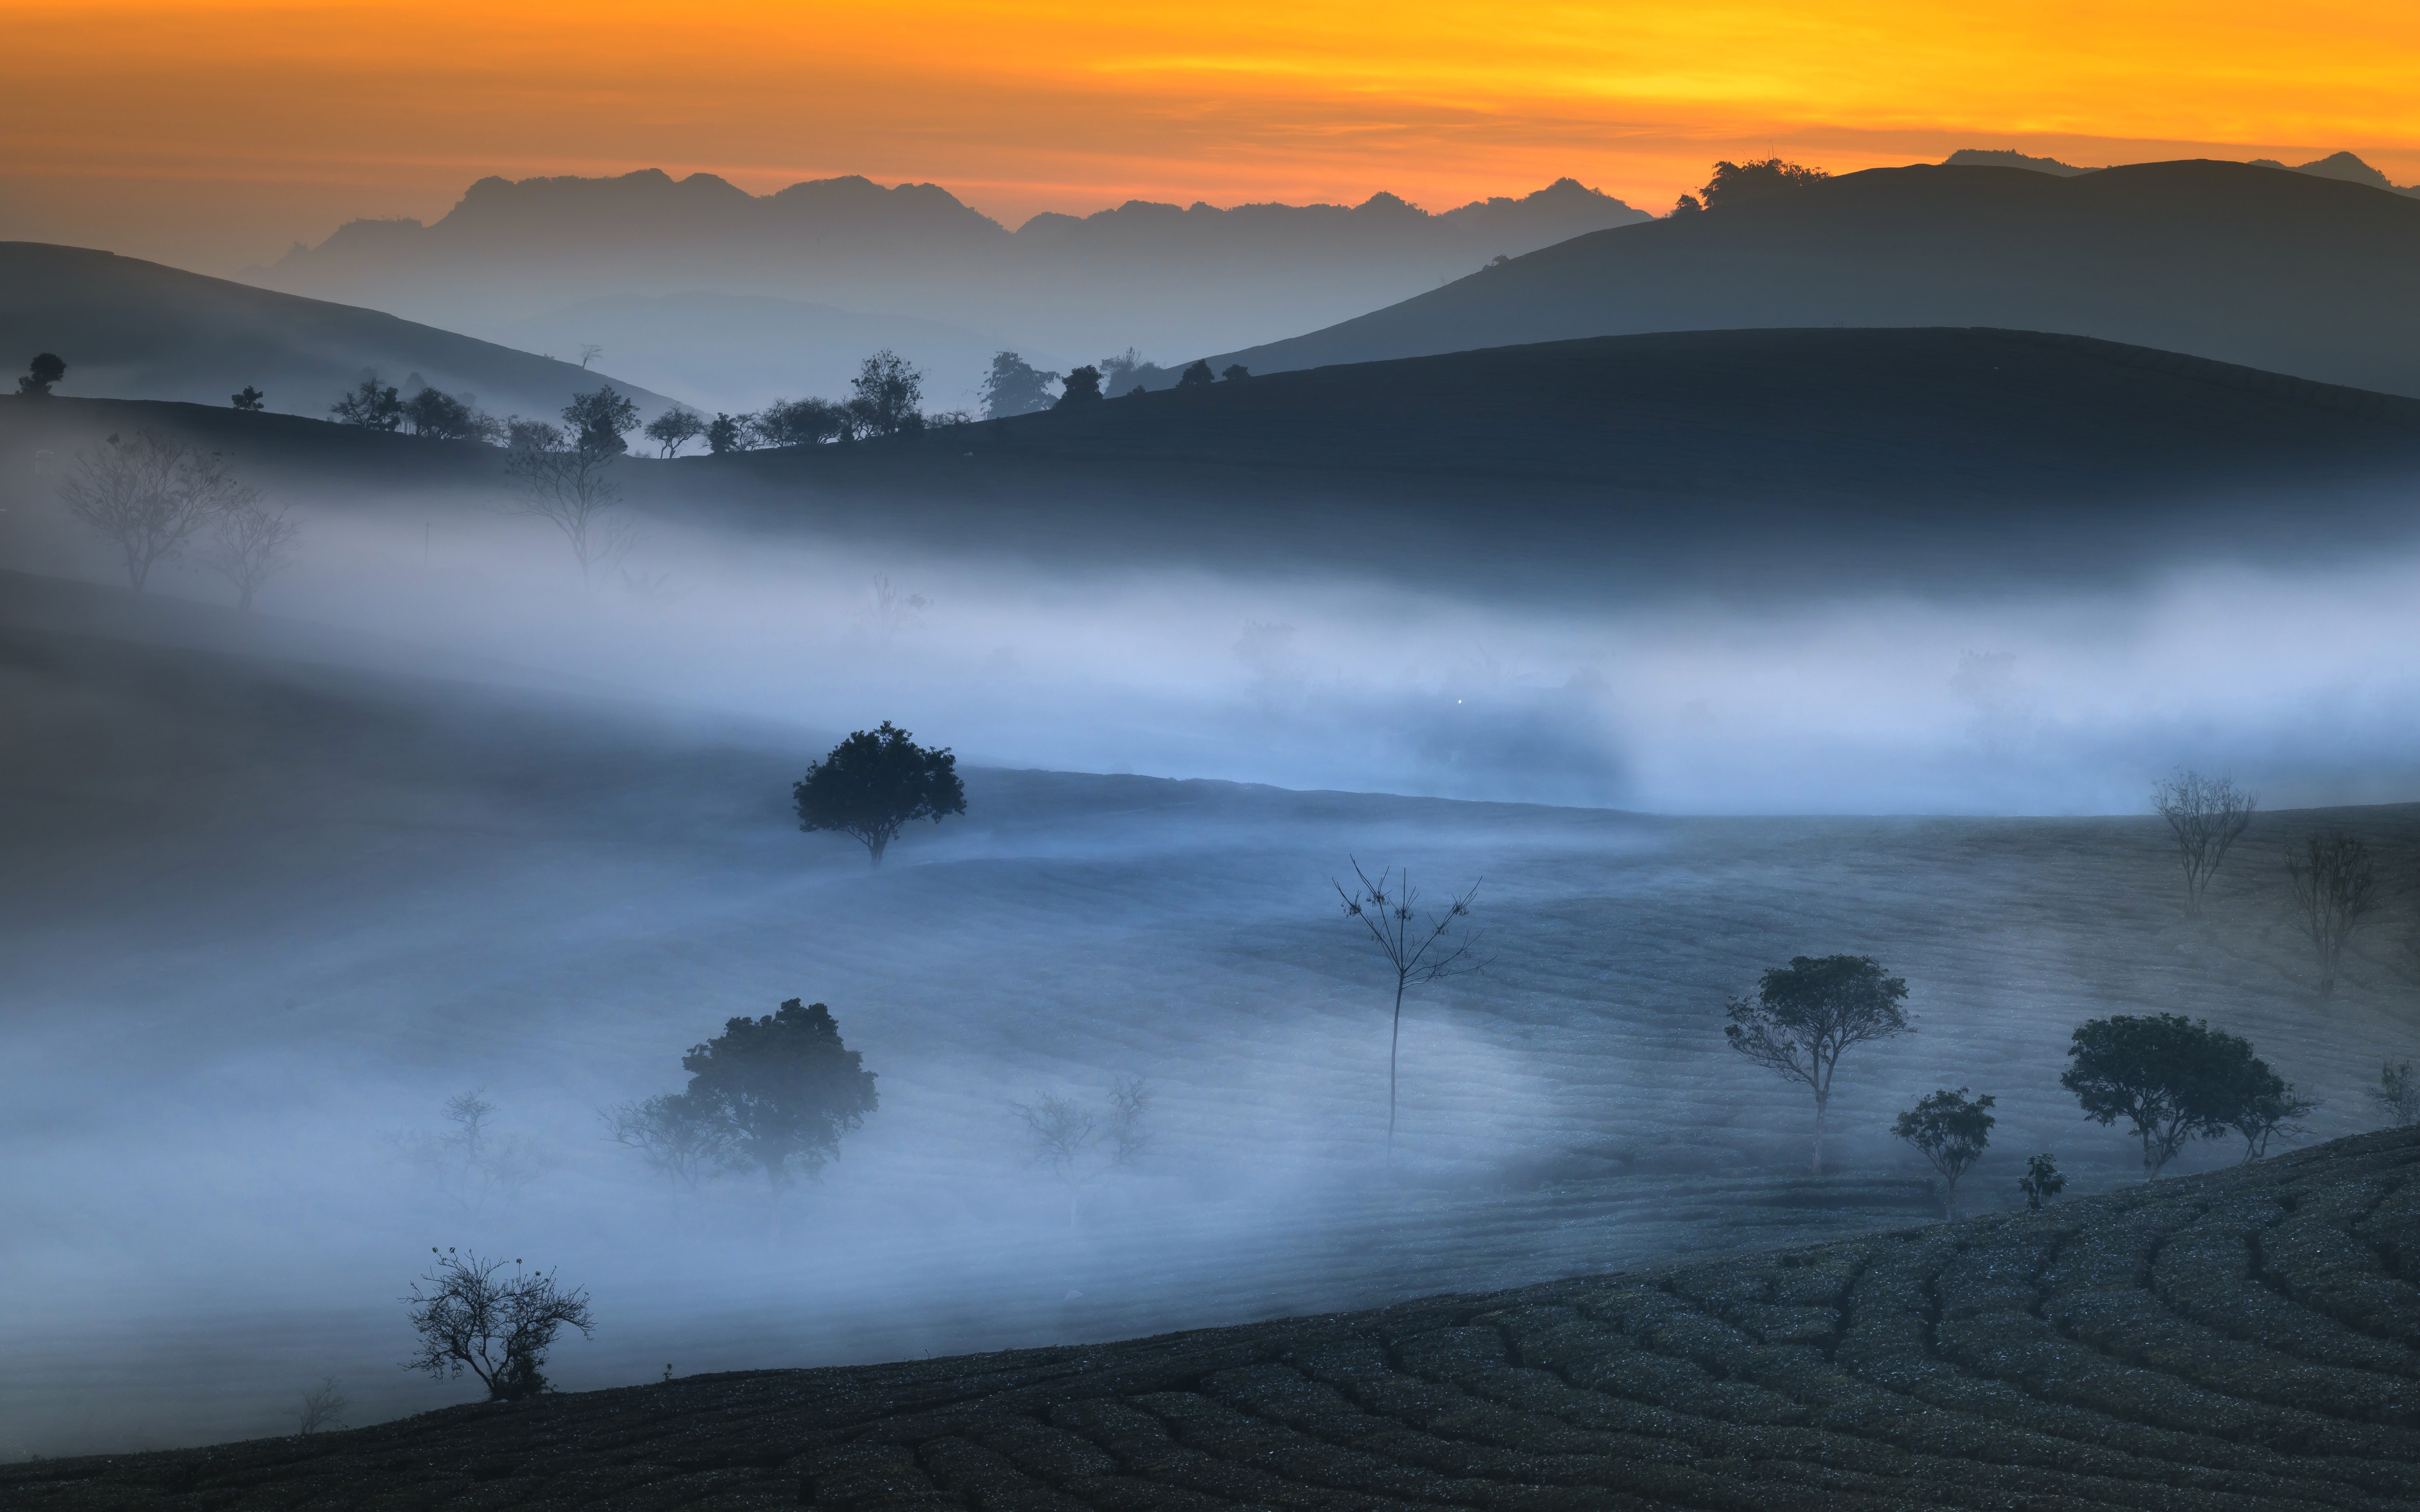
[240, 171, 1649, 366]
[0, 241, 678, 421]
[1216, 160, 2420, 397]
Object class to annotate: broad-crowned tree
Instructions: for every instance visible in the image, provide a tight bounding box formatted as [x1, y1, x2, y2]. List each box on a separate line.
[1892, 1087, 1995, 1215]
[979, 352, 1060, 418]
[330, 375, 402, 430]
[403, 1248, 592, 1401]
[1725, 954, 1910, 1176]
[561, 386, 641, 455]
[20, 352, 66, 396]
[680, 1000, 878, 1189]
[793, 722, 965, 868]
[847, 351, 924, 437]
[2061, 1014, 2252, 1178]
[1055, 365, 1103, 407]
[641, 405, 707, 457]
[230, 385, 267, 412]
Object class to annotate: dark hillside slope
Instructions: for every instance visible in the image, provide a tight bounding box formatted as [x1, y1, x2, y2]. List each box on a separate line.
[0, 242, 677, 421]
[688, 327, 2420, 593]
[1222, 161, 2420, 399]
[12, 1126, 2420, 1509]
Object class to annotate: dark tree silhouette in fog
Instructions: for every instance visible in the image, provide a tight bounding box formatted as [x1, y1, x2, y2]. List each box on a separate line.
[230, 385, 266, 412]
[794, 722, 965, 867]
[1892, 1087, 1994, 1215]
[1221, 364, 1250, 381]
[2061, 1013, 2250, 1178]
[1178, 359, 1214, 387]
[755, 396, 852, 447]
[562, 386, 640, 454]
[1055, 365, 1103, 407]
[330, 375, 402, 430]
[403, 388, 488, 442]
[980, 352, 1060, 418]
[60, 432, 258, 590]
[1698, 158, 1830, 209]
[1333, 859, 1483, 1165]
[705, 412, 751, 454]
[1725, 954, 1909, 1176]
[847, 350, 925, 437]
[203, 499, 301, 610]
[404, 1248, 592, 1401]
[644, 404, 707, 457]
[680, 1000, 879, 1189]
[503, 426, 629, 583]
[19, 352, 65, 396]
[2152, 770, 2256, 919]
[2285, 832, 2380, 997]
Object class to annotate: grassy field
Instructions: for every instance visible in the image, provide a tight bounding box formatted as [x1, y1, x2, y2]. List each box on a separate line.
[10, 1126, 2419, 1508]
[5, 582, 2416, 1460]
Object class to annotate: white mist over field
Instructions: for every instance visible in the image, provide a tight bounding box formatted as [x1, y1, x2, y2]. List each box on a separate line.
[7, 481, 2420, 1460]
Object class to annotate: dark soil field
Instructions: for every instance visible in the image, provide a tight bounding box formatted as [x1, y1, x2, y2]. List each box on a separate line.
[11, 1126, 2420, 1510]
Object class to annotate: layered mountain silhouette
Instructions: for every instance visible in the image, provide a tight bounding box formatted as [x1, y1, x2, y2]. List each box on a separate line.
[242, 171, 1650, 368]
[0, 242, 675, 422]
[1216, 160, 2420, 397]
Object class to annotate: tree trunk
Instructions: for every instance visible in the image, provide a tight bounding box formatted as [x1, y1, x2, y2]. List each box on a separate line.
[1810, 1089, 1827, 1177]
[1387, 975, 1406, 1167]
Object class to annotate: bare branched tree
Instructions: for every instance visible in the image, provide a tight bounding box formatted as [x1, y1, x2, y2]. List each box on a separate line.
[294, 1378, 349, 1435]
[1334, 859, 1483, 1164]
[1014, 1076, 1149, 1225]
[867, 574, 930, 638]
[502, 433, 631, 584]
[60, 433, 258, 590]
[402, 1248, 593, 1401]
[400, 1090, 551, 1212]
[2285, 832, 2380, 996]
[2151, 771, 2257, 919]
[202, 500, 301, 611]
[601, 1091, 735, 1192]
[2370, 1060, 2420, 1126]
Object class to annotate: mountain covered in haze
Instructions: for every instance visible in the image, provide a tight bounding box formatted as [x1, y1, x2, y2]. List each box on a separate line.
[1215, 160, 2420, 398]
[1943, 145, 2420, 192]
[241, 171, 1651, 373]
[0, 242, 676, 423]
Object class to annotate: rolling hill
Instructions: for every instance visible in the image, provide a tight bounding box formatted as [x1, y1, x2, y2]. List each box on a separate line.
[0, 242, 679, 423]
[9, 1125, 2420, 1507]
[1217, 160, 2420, 399]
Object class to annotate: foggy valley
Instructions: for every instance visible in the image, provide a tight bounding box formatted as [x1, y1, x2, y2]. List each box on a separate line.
[8, 83, 2420, 1510]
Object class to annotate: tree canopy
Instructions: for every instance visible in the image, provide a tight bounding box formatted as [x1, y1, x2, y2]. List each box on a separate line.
[680, 1000, 878, 1188]
[1055, 365, 1104, 407]
[1698, 158, 1830, 209]
[848, 350, 924, 437]
[980, 352, 1060, 418]
[230, 385, 266, 412]
[1892, 1087, 1995, 1213]
[19, 352, 65, 396]
[1178, 359, 1215, 387]
[2062, 1014, 2256, 1177]
[330, 375, 403, 430]
[562, 387, 640, 455]
[793, 721, 966, 867]
[1724, 954, 1910, 1175]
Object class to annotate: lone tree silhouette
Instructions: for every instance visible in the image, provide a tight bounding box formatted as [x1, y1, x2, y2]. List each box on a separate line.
[2151, 770, 2256, 919]
[1055, 365, 1104, 407]
[2285, 832, 2380, 997]
[793, 722, 965, 868]
[403, 1248, 592, 1401]
[1725, 954, 1911, 1176]
[230, 385, 266, 412]
[980, 352, 1060, 418]
[2061, 1013, 2256, 1178]
[1177, 359, 1215, 387]
[330, 374, 402, 430]
[19, 352, 66, 395]
[643, 405, 707, 456]
[847, 351, 924, 437]
[1333, 859, 1483, 1165]
[1697, 157, 1829, 208]
[680, 999, 879, 1189]
[502, 423, 629, 583]
[1892, 1088, 1995, 1215]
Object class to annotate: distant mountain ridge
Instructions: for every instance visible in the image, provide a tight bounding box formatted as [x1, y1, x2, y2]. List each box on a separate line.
[241, 171, 1650, 368]
[1218, 159, 2420, 398]
[1943, 146, 2420, 195]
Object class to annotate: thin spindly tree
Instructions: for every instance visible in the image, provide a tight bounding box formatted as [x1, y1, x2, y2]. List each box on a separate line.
[1334, 859, 1483, 1165]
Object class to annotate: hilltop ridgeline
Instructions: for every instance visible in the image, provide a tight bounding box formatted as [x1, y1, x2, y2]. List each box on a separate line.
[10, 1126, 2420, 1509]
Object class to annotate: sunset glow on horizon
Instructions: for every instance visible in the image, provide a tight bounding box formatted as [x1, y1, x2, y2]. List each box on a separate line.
[8, 0, 2420, 269]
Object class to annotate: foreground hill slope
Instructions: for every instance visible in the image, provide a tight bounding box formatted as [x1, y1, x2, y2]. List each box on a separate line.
[12, 1126, 2420, 1509]
[1221, 161, 2420, 399]
[0, 242, 676, 421]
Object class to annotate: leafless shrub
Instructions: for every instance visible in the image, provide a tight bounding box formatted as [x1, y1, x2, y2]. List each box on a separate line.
[202, 500, 301, 611]
[2151, 770, 2256, 919]
[2285, 832, 2380, 996]
[399, 1090, 552, 1212]
[294, 1377, 349, 1435]
[60, 432, 259, 590]
[601, 1092, 735, 1192]
[502, 433, 631, 583]
[402, 1248, 593, 1401]
[1015, 1077, 1149, 1225]
[2371, 1061, 2420, 1126]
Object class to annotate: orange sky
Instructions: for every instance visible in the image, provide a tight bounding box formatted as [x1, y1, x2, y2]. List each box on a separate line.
[7, 0, 2420, 270]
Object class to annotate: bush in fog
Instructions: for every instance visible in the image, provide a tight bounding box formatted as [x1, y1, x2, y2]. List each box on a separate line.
[2018, 1153, 2066, 1211]
[1221, 364, 1251, 382]
[2284, 832, 2380, 996]
[230, 385, 267, 412]
[1055, 365, 1103, 407]
[19, 351, 66, 396]
[1178, 359, 1214, 388]
[329, 374, 403, 430]
[294, 1377, 349, 1435]
[642, 404, 707, 457]
[2228, 1061, 2316, 1160]
[847, 351, 925, 438]
[201, 499, 301, 611]
[2371, 1060, 2420, 1126]
[980, 352, 1059, 418]
[705, 412, 751, 454]
[502, 426, 631, 584]
[754, 396, 853, 448]
[1100, 348, 1171, 394]
[1723, 954, 1910, 1177]
[1015, 1077, 1149, 1225]
[562, 386, 641, 455]
[1334, 859, 1484, 1164]
[403, 1247, 593, 1402]
[402, 1090, 550, 1212]
[2151, 770, 2256, 919]
[401, 387, 495, 443]
[2061, 1014, 2265, 1178]
[60, 431, 261, 590]
[793, 722, 966, 868]
[1891, 1087, 1994, 1216]
[601, 1091, 733, 1191]
[679, 999, 879, 1190]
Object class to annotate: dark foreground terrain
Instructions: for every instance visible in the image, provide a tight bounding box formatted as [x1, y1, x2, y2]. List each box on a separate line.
[13, 1127, 2420, 1510]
